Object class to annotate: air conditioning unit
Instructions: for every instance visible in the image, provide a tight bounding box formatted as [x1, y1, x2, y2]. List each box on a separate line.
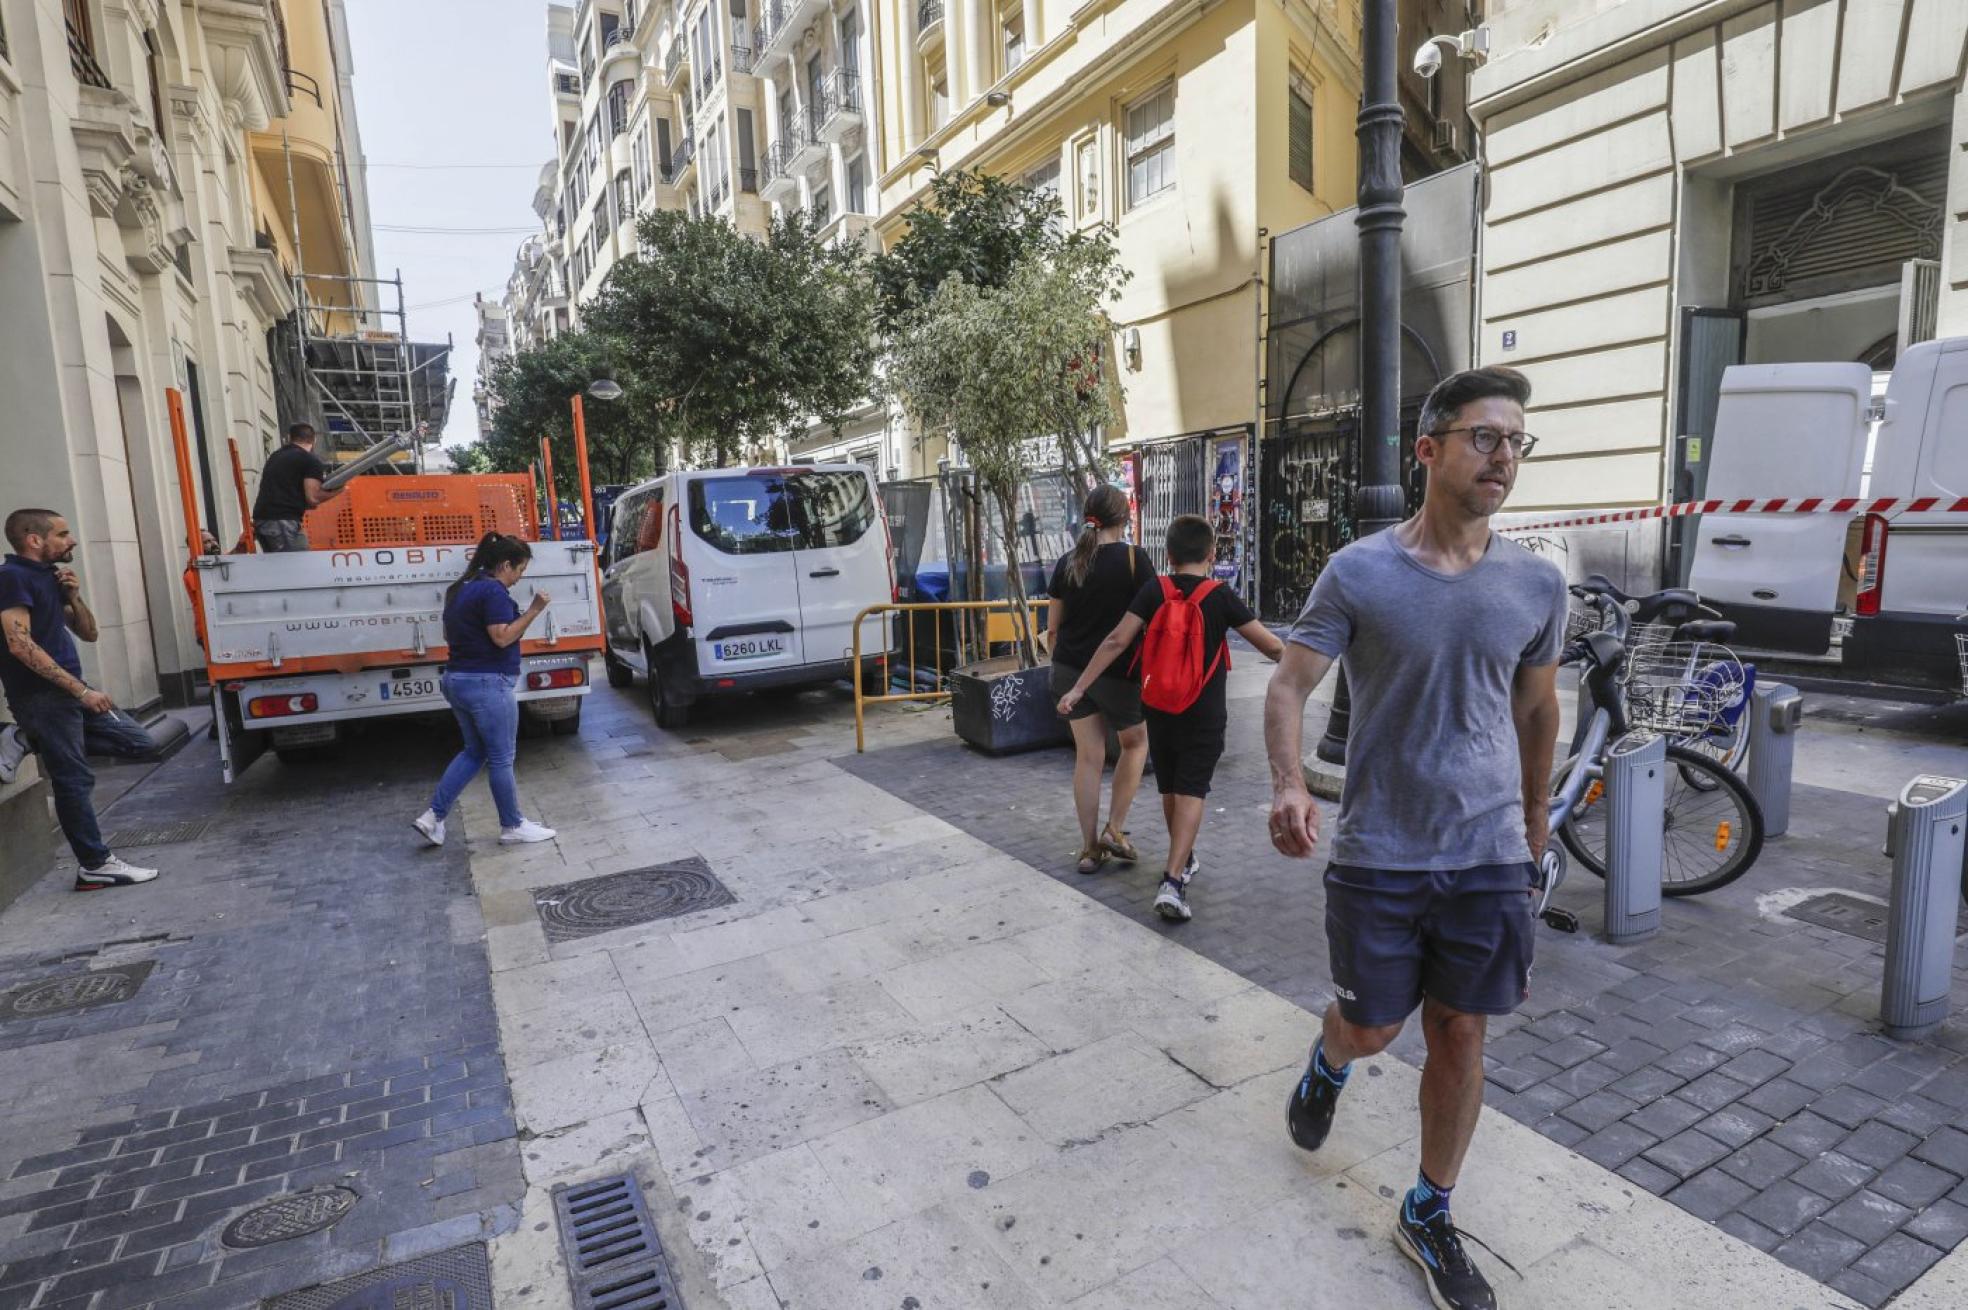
[1433, 121, 1460, 154]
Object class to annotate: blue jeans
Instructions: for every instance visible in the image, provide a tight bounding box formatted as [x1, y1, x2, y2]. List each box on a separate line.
[11, 694, 159, 869]
[429, 671, 523, 829]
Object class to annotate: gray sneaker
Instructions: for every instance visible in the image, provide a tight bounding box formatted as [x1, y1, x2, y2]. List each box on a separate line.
[0, 724, 27, 786]
[1154, 855, 1198, 922]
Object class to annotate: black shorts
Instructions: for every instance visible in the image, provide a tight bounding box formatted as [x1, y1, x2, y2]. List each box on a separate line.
[1049, 662, 1145, 729]
[1145, 709, 1225, 798]
[1323, 862, 1536, 1027]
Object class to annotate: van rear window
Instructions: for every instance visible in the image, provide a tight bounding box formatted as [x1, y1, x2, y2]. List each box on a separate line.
[687, 472, 876, 555]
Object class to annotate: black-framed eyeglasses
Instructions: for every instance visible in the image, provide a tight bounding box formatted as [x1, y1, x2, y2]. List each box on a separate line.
[1434, 425, 1538, 458]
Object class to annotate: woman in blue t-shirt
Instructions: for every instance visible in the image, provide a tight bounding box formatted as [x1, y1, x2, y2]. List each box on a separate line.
[414, 534, 558, 847]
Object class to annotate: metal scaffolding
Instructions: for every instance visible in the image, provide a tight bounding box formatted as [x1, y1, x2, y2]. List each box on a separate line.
[294, 270, 453, 469]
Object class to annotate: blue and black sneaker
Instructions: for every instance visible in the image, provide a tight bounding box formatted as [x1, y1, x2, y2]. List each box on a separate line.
[1285, 1041, 1346, 1153]
[1395, 1199, 1497, 1310]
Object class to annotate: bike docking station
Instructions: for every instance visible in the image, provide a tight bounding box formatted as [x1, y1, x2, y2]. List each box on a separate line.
[1603, 731, 1667, 944]
[1747, 682, 1804, 836]
[1880, 775, 1967, 1040]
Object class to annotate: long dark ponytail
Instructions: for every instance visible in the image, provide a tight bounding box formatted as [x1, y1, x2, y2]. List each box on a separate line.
[1062, 484, 1130, 589]
[446, 532, 533, 606]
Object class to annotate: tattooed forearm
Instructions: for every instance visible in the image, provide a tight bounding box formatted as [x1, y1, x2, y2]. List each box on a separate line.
[1, 611, 87, 697]
[64, 597, 99, 643]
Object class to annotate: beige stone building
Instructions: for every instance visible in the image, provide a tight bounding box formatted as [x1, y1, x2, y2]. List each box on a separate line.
[1471, 0, 1968, 533]
[0, 0, 374, 709]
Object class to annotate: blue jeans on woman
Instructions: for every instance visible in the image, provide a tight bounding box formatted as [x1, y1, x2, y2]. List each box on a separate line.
[429, 672, 522, 830]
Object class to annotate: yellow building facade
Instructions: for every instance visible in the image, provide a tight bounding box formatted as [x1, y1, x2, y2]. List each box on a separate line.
[862, 0, 1364, 470]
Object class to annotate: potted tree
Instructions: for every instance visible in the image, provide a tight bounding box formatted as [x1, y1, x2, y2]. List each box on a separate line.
[887, 239, 1127, 754]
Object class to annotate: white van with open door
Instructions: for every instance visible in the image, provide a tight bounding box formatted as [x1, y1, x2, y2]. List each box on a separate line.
[1690, 337, 1968, 691]
[599, 464, 895, 726]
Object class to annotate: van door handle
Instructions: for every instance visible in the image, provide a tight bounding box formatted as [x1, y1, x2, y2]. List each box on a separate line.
[808, 567, 841, 578]
[1711, 535, 1752, 547]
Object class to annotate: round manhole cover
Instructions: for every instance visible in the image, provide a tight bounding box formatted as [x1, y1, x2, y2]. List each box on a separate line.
[9, 971, 140, 1016]
[221, 1187, 358, 1248]
[534, 861, 735, 942]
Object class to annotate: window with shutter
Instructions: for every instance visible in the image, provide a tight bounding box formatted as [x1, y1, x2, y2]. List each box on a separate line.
[1288, 72, 1314, 193]
[1124, 84, 1175, 208]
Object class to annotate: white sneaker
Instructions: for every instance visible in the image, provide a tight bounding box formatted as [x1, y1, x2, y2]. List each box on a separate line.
[499, 819, 557, 844]
[413, 810, 446, 847]
[75, 855, 159, 890]
[0, 724, 27, 786]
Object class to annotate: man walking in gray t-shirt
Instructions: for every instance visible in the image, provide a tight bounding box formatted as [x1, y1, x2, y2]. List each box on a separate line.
[1263, 366, 1566, 1310]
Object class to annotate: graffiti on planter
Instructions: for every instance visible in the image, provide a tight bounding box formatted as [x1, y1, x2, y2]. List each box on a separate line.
[990, 675, 1025, 722]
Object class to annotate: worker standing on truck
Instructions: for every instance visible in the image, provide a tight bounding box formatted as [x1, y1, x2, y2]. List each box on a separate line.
[0, 509, 162, 889]
[252, 423, 343, 552]
[413, 533, 559, 848]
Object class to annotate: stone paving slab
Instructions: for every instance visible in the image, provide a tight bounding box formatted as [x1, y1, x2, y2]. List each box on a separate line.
[473, 682, 1910, 1309]
[841, 666, 1968, 1307]
[0, 728, 523, 1310]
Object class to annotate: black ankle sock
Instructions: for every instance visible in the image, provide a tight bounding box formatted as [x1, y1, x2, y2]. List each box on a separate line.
[1406, 1168, 1452, 1225]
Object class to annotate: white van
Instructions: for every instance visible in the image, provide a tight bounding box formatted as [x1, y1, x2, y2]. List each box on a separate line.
[599, 464, 895, 726]
[1689, 336, 1968, 691]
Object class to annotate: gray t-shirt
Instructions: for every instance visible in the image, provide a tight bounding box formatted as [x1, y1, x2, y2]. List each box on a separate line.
[1288, 530, 1568, 870]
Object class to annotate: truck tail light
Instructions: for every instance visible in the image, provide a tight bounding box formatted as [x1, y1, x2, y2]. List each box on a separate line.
[1855, 512, 1888, 617]
[526, 667, 587, 690]
[248, 693, 318, 719]
[668, 503, 693, 628]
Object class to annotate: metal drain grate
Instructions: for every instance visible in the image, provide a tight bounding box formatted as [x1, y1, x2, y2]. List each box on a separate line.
[222, 1186, 357, 1248]
[553, 1174, 680, 1309]
[1784, 891, 1968, 944]
[533, 858, 737, 943]
[0, 960, 155, 1022]
[101, 819, 210, 848]
[262, 1242, 492, 1309]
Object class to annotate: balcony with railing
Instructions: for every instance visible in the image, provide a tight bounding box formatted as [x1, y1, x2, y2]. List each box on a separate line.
[662, 37, 687, 88]
[737, 167, 758, 195]
[760, 129, 802, 203]
[816, 69, 862, 144]
[731, 45, 754, 76]
[916, 0, 945, 47]
[662, 133, 696, 186]
[757, 0, 828, 63]
[554, 69, 582, 97]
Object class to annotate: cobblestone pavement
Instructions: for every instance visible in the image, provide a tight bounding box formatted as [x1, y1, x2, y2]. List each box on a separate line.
[0, 723, 522, 1309]
[841, 663, 1968, 1307]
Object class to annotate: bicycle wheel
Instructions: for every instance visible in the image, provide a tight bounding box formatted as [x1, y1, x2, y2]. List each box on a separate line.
[1556, 743, 1764, 896]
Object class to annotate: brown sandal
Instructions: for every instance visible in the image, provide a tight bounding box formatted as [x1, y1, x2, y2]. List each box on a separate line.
[1100, 827, 1139, 863]
[1075, 845, 1110, 875]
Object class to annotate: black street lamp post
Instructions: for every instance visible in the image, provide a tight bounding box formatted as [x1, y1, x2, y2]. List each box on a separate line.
[1315, 0, 1406, 765]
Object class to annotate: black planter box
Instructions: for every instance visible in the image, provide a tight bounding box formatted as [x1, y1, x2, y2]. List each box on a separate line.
[950, 660, 1072, 755]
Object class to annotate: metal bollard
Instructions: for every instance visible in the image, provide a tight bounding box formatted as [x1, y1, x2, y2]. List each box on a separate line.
[1881, 775, 1968, 1039]
[1746, 682, 1803, 836]
[1604, 731, 1666, 945]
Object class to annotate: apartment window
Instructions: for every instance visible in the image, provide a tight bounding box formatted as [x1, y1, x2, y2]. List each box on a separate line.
[1003, 14, 1023, 72]
[1288, 71, 1314, 192]
[846, 154, 867, 214]
[633, 122, 652, 197]
[615, 170, 635, 223]
[838, 7, 861, 72]
[737, 108, 757, 191]
[143, 30, 166, 134]
[1025, 155, 1061, 231]
[656, 118, 674, 175]
[1124, 84, 1175, 208]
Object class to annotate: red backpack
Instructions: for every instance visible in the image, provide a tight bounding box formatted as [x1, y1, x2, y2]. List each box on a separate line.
[1137, 577, 1229, 714]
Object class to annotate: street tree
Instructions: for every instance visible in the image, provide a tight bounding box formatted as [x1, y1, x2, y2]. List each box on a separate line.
[585, 209, 879, 468]
[481, 330, 667, 487]
[886, 246, 1127, 664]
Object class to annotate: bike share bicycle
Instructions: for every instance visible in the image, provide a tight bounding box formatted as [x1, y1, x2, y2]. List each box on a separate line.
[1533, 583, 1767, 934]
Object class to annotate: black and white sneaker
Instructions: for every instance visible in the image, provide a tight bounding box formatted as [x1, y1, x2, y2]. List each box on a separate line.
[1286, 1049, 1344, 1153]
[1395, 1204, 1497, 1310]
[1153, 855, 1198, 922]
[75, 855, 159, 891]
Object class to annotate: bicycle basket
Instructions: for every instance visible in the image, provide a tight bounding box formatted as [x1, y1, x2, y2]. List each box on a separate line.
[1623, 640, 1748, 736]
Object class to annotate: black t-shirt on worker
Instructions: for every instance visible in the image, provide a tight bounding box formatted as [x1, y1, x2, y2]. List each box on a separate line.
[253, 443, 329, 523]
[1127, 573, 1257, 722]
[1048, 542, 1156, 674]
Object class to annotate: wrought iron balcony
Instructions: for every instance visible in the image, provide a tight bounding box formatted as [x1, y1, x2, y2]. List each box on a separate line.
[917, 0, 944, 35]
[663, 39, 687, 87]
[663, 133, 696, 185]
[731, 45, 754, 75]
[816, 69, 862, 144]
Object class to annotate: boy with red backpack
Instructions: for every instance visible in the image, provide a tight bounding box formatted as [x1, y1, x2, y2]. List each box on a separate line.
[1057, 514, 1284, 921]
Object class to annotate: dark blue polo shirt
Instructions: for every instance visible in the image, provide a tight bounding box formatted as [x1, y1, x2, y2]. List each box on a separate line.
[0, 555, 82, 705]
[444, 576, 522, 675]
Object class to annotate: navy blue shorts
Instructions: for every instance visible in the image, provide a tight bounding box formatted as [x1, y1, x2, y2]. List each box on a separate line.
[1323, 862, 1536, 1027]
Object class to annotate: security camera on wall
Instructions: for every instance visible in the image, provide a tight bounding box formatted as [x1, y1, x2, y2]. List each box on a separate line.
[1413, 42, 1444, 79]
[1414, 28, 1490, 79]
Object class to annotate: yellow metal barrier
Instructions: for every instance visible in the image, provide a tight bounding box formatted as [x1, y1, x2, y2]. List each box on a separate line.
[851, 600, 1047, 752]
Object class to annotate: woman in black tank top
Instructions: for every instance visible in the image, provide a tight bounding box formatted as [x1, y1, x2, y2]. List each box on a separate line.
[1045, 485, 1153, 874]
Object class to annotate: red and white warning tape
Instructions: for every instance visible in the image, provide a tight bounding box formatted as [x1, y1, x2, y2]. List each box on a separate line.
[1499, 495, 1968, 534]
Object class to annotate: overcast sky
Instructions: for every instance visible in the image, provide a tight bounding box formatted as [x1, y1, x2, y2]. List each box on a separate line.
[345, 0, 553, 445]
